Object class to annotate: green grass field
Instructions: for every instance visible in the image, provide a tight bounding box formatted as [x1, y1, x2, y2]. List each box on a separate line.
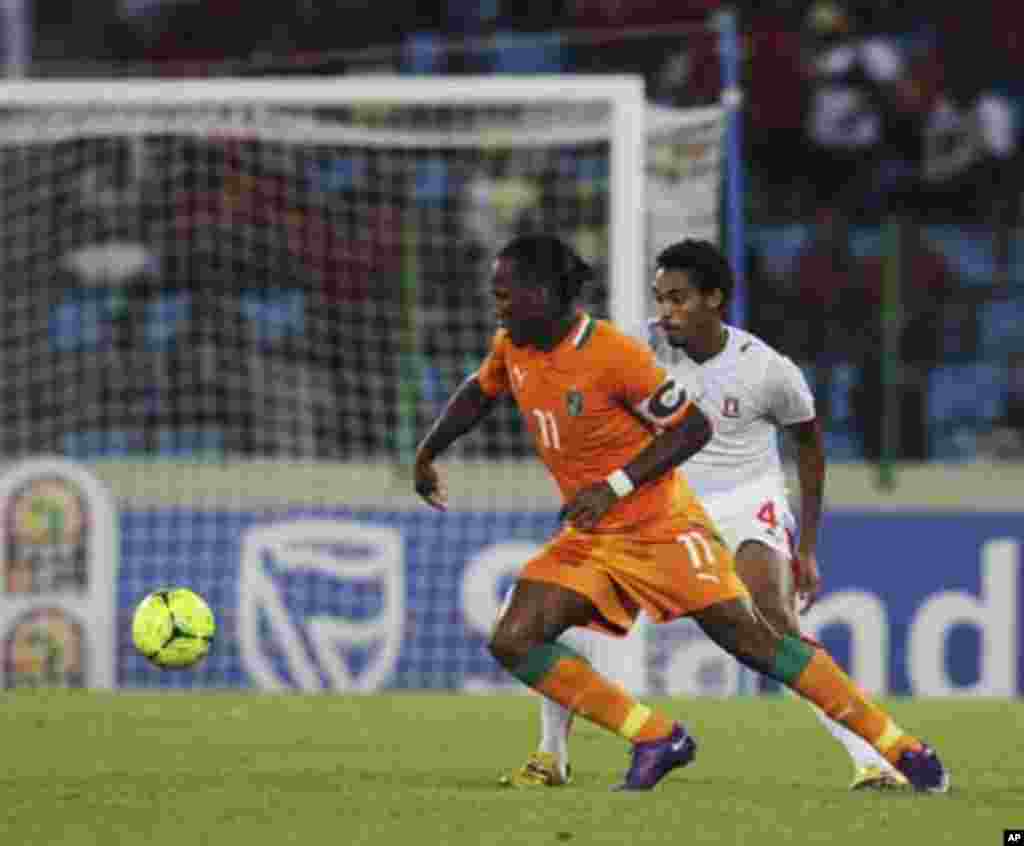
[1, 691, 1018, 845]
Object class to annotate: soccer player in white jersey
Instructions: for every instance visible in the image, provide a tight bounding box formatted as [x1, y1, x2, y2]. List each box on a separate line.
[502, 238, 908, 791]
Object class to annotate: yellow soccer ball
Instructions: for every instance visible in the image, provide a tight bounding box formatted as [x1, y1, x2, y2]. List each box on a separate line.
[132, 588, 216, 669]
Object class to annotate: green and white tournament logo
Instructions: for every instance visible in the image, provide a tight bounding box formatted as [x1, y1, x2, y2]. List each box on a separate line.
[0, 458, 118, 689]
[566, 390, 584, 417]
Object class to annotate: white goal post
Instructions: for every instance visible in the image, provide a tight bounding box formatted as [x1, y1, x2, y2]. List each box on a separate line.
[0, 74, 721, 471]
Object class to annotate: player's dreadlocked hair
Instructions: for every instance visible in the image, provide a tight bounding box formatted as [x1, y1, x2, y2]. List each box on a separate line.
[497, 235, 595, 314]
[656, 239, 734, 310]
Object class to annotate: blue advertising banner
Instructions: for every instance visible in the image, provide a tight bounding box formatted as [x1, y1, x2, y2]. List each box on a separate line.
[803, 513, 1022, 697]
[115, 509, 1023, 696]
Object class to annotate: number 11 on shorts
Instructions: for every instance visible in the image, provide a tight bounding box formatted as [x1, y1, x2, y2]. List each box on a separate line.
[677, 531, 720, 583]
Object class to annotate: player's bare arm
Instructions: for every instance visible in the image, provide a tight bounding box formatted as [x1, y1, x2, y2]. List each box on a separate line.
[787, 417, 825, 612]
[414, 376, 496, 510]
[561, 401, 712, 529]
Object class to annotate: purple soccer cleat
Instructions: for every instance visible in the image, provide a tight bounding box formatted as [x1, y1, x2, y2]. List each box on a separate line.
[894, 743, 951, 793]
[613, 723, 697, 791]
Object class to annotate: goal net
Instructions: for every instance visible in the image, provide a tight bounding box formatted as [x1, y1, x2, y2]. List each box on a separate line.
[0, 77, 724, 691]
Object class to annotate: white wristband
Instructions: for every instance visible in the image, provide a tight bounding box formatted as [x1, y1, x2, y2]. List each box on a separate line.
[606, 469, 635, 498]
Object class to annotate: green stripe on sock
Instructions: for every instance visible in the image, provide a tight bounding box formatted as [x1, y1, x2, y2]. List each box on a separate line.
[511, 642, 586, 687]
[771, 635, 815, 684]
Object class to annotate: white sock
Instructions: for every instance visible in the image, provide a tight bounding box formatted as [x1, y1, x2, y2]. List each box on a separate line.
[537, 693, 573, 778]
[805, 700, 897, 772]
[535, 627, 598, 779]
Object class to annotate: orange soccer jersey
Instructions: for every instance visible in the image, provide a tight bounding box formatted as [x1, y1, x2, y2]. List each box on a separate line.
[476, 312, 712, 540]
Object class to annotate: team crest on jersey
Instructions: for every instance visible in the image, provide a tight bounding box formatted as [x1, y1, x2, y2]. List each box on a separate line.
[566, 390, 584, 417]
[723, 397, 740, 418]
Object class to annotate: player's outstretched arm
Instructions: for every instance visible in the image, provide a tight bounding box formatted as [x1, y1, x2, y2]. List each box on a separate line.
[561, 403, 712, 529]
[414, 376, 496, 510]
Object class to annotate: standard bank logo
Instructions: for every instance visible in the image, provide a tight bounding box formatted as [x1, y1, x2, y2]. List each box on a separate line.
[239, 519, 404, 692]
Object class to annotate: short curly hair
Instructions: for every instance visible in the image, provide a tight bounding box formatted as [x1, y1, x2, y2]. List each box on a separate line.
[655, 239, 734, 308]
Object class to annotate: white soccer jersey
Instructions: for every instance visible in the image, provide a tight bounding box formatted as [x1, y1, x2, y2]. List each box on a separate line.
[642, 321, 816, 498]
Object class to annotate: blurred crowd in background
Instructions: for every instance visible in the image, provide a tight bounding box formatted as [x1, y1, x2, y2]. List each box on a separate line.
[2, 0, 1023, 463]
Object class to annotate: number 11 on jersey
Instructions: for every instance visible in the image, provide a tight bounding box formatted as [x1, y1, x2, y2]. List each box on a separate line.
[532, 409, 561, 450]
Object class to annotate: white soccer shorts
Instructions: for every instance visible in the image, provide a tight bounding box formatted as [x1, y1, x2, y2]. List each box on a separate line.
[700, 477, 796, 562]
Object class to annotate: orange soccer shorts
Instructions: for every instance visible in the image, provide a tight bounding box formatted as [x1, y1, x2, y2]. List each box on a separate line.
[519, 524, 749, 635]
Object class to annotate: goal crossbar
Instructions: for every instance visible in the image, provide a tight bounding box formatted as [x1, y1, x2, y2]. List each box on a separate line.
[0, 74, 646, 330]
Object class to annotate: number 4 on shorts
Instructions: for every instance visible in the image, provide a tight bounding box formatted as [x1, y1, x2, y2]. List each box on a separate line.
[756, 501, 778, 529]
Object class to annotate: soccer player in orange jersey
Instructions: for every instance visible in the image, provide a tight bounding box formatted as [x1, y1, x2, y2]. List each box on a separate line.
[414, 235, 949, 792]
